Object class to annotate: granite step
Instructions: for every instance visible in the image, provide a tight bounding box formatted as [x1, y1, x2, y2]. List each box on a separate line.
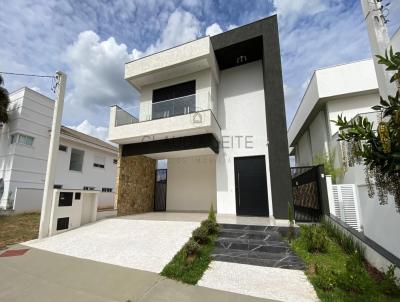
[212, 223, 305, 270]
[211, 254, 305, 270]
[214, 239, 291, 253]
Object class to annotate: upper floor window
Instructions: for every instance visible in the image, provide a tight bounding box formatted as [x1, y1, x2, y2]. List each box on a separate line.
[10, 133, 34, 146]
[59, 145, 68, 152]
[93, 155, 105, 168]
[69, 148, 84, 172]
[113, 159, 118, 164]
[102, 187, 113, 192]
[152, 80, 196, 119]
[83, 186, 95, 191]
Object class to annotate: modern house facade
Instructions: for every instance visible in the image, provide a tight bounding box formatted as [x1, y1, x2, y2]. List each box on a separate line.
[0, 87, 118, 213]
[108, 16, 292, 220]
[288, 29, 400, 259]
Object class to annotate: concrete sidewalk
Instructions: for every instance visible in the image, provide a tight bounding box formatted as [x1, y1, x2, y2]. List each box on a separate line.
[0, 246, 278, 302]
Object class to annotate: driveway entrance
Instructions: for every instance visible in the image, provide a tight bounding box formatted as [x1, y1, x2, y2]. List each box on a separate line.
[24, 215, 200, 273]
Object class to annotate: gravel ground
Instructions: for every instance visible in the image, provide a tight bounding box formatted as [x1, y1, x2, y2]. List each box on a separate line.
[198, 261, 319, 302]
[24, 217, 199, 273]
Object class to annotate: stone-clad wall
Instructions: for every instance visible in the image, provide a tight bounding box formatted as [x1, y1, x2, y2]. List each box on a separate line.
[115, 150, 156, 216]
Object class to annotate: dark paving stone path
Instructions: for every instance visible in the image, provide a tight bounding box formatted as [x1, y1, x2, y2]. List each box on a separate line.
[211, 224, 305, 270]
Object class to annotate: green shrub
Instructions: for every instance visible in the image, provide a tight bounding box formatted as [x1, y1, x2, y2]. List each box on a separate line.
[184, 239, 200, 256]
[301, 225, 328, 253]
[208, 203, 216, 222]
[321, 218, 365, 260]
[313, 264, 338, 291]
[337, 255, 372, 294]
[379, 265, 400, 296]
[287, 202, 295, 242]
[201, 219, 219, 235]
[192, 226, 209, 244]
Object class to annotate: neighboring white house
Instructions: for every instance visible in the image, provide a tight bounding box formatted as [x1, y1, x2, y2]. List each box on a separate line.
[287, 31, 400, 259]
[0, 87, 118, 213]
[108, 16, 293, 220]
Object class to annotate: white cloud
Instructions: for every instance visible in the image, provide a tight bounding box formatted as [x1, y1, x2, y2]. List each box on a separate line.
[273, 0, 328, 19]
[205, 23, 223, 36]
[132, 8, 201, 59]
[227, 24, 238, 31]
[64, 30, 137, 111]
[68, 120, 108, 142]
[31, 87, 41, 92]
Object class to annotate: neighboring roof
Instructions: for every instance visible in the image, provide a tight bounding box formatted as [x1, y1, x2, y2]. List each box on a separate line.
[392, 26, 400, 51]
[61, 126, 118, 153]
[287, 59, 378, 147]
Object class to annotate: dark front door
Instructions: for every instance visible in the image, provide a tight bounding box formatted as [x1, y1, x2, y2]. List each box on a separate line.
[234, 156, 269, 216]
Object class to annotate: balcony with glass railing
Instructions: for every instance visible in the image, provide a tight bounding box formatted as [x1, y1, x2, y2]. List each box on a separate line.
[108, 92, 220, 144]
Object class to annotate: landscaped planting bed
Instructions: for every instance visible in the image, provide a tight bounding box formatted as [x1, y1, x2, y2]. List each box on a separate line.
[291, 220, 400, 302]
[161, 205, 218, 284]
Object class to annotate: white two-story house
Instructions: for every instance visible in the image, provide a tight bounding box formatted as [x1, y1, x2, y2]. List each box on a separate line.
[288, 28, 400, 259]
[0, 87, 118, 213]
[108, 16, 293, 220]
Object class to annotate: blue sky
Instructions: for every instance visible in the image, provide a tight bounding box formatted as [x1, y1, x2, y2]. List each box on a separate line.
[1, 0, 399, 140]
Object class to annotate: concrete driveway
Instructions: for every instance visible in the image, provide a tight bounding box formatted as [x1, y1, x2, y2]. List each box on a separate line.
[24, 214, 200, 273]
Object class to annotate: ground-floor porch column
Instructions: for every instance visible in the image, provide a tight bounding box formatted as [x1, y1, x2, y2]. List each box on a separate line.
[115, 150, 156, 216]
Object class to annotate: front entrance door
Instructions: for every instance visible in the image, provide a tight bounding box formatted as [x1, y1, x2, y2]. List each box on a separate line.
[234, 156, 269, 216]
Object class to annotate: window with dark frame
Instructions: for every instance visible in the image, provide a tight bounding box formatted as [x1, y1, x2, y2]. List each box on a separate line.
[59, 145, 68, 152]
[83, 186, 95, 191]
[69, 148, 84, 171]
[102, 188, 113, 192]
[93, 155, 105, 169]
[53, 184, 63, 189]
[113, 159, 118, 164]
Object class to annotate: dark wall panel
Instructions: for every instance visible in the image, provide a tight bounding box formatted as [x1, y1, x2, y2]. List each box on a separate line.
[122, 134, 219, 157]
[211, 15, 292, 219]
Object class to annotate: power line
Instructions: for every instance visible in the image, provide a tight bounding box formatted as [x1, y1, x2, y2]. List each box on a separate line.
[0, 71, 55, 78]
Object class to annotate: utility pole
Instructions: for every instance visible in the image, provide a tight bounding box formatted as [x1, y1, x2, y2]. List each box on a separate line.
[361, 0, 397, 99]
[38, 71, 67, 239]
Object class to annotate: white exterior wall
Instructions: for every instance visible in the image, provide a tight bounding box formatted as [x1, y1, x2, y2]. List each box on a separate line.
[309, 110, 329, 158]
[326, 92, 380, 136]
[216, 61, 272, 215]
[296, 130, 313, 166]
[166, 155, 216, 212]
[54, 138, 117, 192]
[0, 88, 53, 208]
[0, 88, 117, 212]
[392, 28, 400, 51]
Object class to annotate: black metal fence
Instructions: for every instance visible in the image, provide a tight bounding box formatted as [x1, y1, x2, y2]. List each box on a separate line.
[154, 169, 167, 211]
[291, 165, 329, 222]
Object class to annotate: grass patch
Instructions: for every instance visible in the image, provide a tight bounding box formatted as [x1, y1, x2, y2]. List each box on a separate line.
[291, 225, 400, 302]
[161, 233, 217, 284]
[0, 212, 40, 249]
[161, 204, 218, 284]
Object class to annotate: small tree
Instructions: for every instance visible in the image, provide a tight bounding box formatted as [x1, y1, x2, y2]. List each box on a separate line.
[313, 149, 345, 183]
[333, 47, 400, 211]
[0, 74, 10, 123]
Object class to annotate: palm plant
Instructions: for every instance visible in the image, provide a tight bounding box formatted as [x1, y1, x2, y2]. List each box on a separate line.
[0, 75, 10, 123]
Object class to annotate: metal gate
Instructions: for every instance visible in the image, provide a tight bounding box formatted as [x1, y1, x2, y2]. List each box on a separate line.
[291, 165, 324, 222]
[154, 169, 167, 211]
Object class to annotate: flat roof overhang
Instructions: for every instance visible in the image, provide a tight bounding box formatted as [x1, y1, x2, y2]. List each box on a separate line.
[125, 36, 219, 90]
[121, 134, 219, 159]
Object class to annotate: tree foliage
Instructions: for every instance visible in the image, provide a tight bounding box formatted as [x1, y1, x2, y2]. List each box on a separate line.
[333, 47, 400, 211]
[313, 149, 345, 183]
[0, 75, 10, 124]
